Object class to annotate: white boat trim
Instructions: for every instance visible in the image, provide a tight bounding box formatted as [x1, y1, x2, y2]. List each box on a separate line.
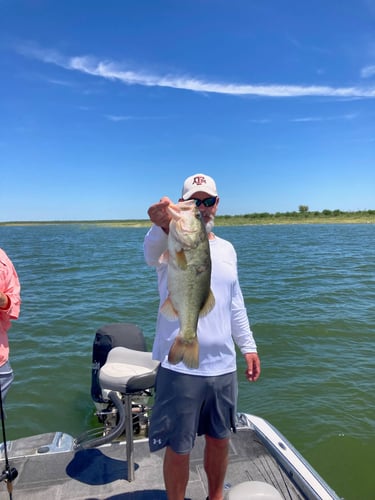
[244, 413, 340, 500]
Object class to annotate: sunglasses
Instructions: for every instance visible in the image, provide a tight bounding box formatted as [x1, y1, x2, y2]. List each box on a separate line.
[190, 196, 217, 208]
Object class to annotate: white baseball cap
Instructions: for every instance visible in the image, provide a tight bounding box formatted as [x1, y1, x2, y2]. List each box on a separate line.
[181, 173, 218, 200]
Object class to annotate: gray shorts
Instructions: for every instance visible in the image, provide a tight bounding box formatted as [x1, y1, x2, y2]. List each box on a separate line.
[149, 366, 237, 454]
[0, 361, 14, 402]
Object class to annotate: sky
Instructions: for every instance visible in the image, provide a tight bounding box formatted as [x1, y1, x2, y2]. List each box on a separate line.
[1, 0, 375, 222]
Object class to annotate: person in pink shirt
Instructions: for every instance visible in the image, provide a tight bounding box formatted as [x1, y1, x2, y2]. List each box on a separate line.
[0, 248, 21, 401]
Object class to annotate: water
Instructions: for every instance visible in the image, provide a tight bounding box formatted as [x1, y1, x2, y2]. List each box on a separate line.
[1, 223, 374, 499]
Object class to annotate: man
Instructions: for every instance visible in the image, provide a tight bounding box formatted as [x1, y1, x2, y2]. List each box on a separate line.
[0, 248, 21, 401]
[144, 173, 261, 500]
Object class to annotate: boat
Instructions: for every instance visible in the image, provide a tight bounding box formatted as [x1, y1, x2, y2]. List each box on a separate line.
[0, 323, 341, 499]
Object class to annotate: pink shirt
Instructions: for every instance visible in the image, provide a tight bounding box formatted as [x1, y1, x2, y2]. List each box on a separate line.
[0, 248, 21, 365]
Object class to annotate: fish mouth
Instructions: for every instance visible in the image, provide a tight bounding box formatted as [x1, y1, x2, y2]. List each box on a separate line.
[167, 200, 196, 221]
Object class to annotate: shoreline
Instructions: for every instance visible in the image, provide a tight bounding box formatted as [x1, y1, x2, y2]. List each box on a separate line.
[1, 214, 374, 227]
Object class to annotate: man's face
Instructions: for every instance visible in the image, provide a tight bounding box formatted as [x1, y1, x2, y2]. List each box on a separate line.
[184, 191, 219, 231]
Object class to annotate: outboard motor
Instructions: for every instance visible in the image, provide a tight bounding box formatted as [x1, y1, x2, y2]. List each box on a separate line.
[91, 323, 148, 403]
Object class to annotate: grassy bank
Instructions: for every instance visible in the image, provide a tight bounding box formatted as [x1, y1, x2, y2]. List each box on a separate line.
[216, 209, 375, 226]
[1, 210, 374, 227]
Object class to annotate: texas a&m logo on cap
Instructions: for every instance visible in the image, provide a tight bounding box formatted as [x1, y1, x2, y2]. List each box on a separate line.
[192, 175, 207, 187]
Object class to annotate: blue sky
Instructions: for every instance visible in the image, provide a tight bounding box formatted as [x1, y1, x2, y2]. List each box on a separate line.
[1, 0, 374, 221]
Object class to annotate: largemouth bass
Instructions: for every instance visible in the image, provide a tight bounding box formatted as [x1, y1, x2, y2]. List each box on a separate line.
[160, 200, 215, 369]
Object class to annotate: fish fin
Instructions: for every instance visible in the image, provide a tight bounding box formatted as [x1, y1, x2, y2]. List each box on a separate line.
[175, 249, 188, 270]
[199, 289, 215, 317]
[168, 336, 199, 369]
[158, 250, 170, 265]
[160, 296, 179, 320]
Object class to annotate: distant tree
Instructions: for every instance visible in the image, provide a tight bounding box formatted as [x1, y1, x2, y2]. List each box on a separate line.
[299, 205, 309, 213]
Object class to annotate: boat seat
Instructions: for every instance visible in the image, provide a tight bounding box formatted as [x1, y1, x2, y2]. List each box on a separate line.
[99, 346, 159, 482]
[225, 480, 283, 499]
[99, 346, 159, 394]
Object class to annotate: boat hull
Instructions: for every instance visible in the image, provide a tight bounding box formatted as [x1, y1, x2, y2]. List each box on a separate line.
[0, 413, 340, 500]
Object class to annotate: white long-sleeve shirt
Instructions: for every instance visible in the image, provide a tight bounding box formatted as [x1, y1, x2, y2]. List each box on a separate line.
[144, 225, 257, 376]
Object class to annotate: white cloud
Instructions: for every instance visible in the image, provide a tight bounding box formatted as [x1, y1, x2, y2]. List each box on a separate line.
[105, 114, 166, 122]
[105, 115, 133, 122]
[291, 113, 357, 122]
[361, 65, 375, 78]
[46, 77, 76, 87]
[16, 42, 375, 98]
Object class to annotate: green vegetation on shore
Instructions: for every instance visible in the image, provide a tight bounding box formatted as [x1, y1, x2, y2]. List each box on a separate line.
[1, 209, 374, 227]
[216, 209, 375, 226]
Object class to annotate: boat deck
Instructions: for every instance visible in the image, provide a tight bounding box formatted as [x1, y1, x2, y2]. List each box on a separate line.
[0, 427, 304, 500]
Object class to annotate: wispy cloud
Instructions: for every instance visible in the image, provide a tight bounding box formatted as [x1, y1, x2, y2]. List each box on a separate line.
[105, 114, 166, 122]
[361, 65, 375, 78]
[286, 34, 331, 55]
[248, 118, 272, 124]
[46, 77, 76, 87]
[106, 115, 135, 122]
[16, 42, 375, 98]
[291, 113, 358, 122]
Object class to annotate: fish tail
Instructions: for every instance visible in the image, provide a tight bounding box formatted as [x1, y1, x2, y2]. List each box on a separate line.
[168, 336, 199, 369]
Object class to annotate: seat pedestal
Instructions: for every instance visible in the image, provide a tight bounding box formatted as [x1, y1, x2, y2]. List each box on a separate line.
[99, 346, 159, 481]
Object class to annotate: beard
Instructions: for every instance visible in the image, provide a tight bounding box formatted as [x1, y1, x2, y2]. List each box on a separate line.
[205, 217, 215, 234]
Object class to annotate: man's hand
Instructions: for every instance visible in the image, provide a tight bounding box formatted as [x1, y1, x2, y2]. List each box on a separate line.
[147, 196, 173, 233]
[244, 353, 261, 382]
[0, 292, 10, 310]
